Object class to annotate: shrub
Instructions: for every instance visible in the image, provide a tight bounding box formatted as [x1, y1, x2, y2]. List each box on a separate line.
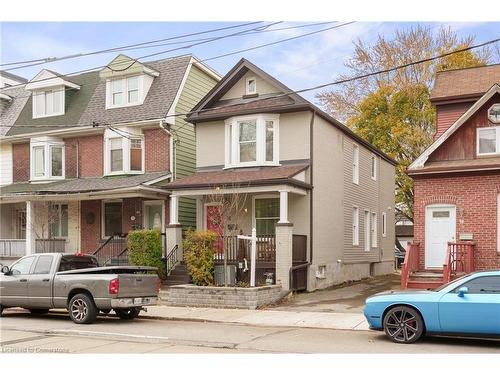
[183, 230, 218, 286]
[128, 229, 166, 279]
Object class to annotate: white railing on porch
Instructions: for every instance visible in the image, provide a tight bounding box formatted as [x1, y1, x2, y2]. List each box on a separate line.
[35, 239, 66, 253]
[0, 239, 26, 257]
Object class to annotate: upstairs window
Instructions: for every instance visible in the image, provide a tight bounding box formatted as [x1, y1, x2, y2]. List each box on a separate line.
[33, 88, 64, 118]
[371, 154, 377, 180]
[30, 139, 65, 181]
[104, 131, 144, 175]
[109, 138, 123, 172]
[107, 76, 142, 108]
[352, 144, 359, 184]
[130, 138, 143, 171]
[246, 77, 257, 95]
[225, 114, 279, 168]
[477, 127, 499, 155]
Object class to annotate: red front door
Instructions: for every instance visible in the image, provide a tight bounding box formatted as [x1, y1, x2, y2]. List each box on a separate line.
[206, 205, 223, 252]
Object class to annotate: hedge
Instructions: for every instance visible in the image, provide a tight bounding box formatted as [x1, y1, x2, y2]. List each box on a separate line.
[127, 229, 166, 279]
[183, 230, 218, 286]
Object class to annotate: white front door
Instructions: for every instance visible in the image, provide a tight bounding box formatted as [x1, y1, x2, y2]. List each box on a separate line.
[425, 205, 456, 269]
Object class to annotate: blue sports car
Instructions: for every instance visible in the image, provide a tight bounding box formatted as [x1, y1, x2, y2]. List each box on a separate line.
[364, 270, 500, 344]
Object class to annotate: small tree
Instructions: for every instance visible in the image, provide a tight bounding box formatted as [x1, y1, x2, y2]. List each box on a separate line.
[206, 185, 248, 286]
[183, 230, 218, 286]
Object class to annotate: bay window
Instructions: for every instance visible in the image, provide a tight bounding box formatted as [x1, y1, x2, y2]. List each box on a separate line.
[225, 114, 279, 167]
[477, 127, 499, 155]
[30, 139, 65, 181]
[110, 138, 123, 172]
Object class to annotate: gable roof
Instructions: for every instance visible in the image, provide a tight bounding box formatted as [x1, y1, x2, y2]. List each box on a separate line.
[409, 84, 500, 172]
[0, 70, 28, 84]
[187, 58, 396, 166]
[431, 64, 500, 102]
[0, 86, 30, 136]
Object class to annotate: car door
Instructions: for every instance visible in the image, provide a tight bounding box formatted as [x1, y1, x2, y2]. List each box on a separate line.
[27, 255, 55, 308]
[0, 256, 36, 308]
[438, 276, 500, 335]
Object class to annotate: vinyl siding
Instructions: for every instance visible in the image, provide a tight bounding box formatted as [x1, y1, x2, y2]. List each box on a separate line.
[173, 65, 218, 229]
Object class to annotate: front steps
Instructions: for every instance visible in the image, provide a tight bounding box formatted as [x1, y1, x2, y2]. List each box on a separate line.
[407, 270, 444, 289]
[163, 262, 191, 287]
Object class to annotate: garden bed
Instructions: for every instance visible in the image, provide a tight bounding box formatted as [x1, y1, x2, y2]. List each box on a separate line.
[164, 284, 282, 309]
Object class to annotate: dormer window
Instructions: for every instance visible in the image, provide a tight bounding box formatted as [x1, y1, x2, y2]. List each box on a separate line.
[108, 76, 142, 108]
[30, 138, 65, 181]
[33, 88, 64, 118]
[104, 128, 144, 175]
[225, 114, 279, 168]
[246, 77, 257, 95]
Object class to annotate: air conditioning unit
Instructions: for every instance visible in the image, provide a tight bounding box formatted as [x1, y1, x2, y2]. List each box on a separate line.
[214, 265, 237, 286]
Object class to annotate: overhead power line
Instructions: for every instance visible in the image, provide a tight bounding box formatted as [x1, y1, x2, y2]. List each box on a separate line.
[2, 36, 498, 132]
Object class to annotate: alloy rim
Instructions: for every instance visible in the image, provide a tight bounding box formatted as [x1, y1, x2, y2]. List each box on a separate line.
[71, 299, 88, 321]
[386, 308, 419, 342]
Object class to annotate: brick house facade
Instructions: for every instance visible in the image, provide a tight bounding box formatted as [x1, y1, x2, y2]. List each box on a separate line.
[408, 65, 500, 276]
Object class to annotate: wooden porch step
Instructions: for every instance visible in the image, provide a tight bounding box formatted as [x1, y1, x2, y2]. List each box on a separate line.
[411, 271, 443, 279]
[407, 279, 443, 289]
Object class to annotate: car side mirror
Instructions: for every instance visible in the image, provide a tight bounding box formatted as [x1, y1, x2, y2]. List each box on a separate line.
[457, 286, 468, 297]
[1, 265, 10, 275]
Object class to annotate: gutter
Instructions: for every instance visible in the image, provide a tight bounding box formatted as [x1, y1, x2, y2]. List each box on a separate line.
[309, 110, 315, 265]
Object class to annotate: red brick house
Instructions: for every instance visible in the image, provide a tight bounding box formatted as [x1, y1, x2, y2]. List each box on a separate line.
[404, 64, 500, 288]
[0, 54, 219, 265]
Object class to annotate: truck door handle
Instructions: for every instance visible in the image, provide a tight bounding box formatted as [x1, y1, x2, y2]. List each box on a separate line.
[42, 279, 50, 282]
[20, 279, 27, 282]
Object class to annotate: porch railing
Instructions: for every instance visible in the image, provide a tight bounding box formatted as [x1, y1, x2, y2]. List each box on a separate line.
[443, 241, 475, 283]
[0, 239, 26, 257]
[213, 235, 276, 262]
[92, 233, 128, 266]
[35, 238, 66, 253]
[164, 244, 179, 276]
[401, 242, 420, 289]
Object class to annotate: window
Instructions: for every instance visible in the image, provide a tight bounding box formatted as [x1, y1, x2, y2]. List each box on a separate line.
[353, 144, 359, 184]
[364, 210, 370, 251]
[130, 138, 143, 171]
[110, 138, 123, 172]
[246, 77, 257, 95]
[225, 114, 279, 167]
[103, 201, 122, 237]
[382, 212, 387, 237]
[477, 127, 500, 155]
[108, 76, 142, 108]
[352, 207, 359, 246]
[254, 198, 280, 236]
[454, 276, 500, 294]
[33, 255, 53, 274]
[371, 212, 377, 248]
[30, 140, 64, 181]
[33, 88, 64, 118]
[371, 154, 377, 180]
[49, 204, 68, 238]
[10, 256, 35, 275]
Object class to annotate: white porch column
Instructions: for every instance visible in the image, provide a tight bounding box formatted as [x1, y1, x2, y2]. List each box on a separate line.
[275, 222, 293, 291]
[278, 190, 289, 224]
[25, 201, 36, 255]
[169, 194, 179, 225]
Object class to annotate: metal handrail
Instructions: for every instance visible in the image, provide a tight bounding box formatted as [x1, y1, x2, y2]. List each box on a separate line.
[92, 233, 128, 266]
[164, 244, 179, 276]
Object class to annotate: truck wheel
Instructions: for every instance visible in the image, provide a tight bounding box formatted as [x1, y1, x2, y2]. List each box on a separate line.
[0, 305, 3, 316]
[115, 307, 141, 320]
[29, 309, 49, 314]
[69, 293, 97, 324]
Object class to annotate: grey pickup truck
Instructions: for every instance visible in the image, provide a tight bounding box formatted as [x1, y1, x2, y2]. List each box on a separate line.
[0, 253, 160, 324]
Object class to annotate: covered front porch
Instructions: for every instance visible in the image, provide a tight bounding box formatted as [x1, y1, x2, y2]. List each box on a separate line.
[166, 182, 311, 291]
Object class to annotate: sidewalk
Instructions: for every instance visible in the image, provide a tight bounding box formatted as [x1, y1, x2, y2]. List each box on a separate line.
[142, 305, 369, 331]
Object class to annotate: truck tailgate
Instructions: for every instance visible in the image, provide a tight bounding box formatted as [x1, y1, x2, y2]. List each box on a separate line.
[117, 274, 158, 297]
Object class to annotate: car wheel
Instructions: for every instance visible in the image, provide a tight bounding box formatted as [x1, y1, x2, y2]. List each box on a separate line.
[0, 305, 3, 317]
[69, 293, 97, 324]
[115, 307, 141, 320]
[383, 306, 424, 344]
[29, 309, 49, 314]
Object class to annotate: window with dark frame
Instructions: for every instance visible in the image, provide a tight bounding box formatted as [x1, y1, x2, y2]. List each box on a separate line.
[103, 201, 123, 237]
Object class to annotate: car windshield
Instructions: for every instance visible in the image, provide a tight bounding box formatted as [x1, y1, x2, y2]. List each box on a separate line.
[58, 255, 99, 272]
[432, 274, 471, 292]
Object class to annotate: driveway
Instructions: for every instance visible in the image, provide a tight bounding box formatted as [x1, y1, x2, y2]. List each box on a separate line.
[271, 273, 401, 313]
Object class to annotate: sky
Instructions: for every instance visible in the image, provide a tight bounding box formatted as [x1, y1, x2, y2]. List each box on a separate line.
[1, 21, 499, 103]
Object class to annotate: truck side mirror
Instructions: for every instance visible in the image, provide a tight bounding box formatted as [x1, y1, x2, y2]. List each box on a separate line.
[1, 265, 10, 275]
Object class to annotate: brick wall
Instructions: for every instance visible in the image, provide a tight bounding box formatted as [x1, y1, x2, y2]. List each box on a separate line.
[414, 173, 500, 270]
[72, 134, 104, 177]
[80, 200, 101, 253]
[144, 128, 169, 172]
[122, 197, 144, 233]
[12, 142, 30, 182]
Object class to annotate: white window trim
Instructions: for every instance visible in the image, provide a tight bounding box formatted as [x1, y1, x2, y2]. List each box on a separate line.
[251, 194, 280, 234]
[30, 139, 65, 182]
[101, 199, 123, 239]
[143, 200, 165, 231]
[364, 210, 370, 252]
[371, 212, 378, 248]
[105, 75, 144, 109]
[224, 114, 280, 168]
[476, 126, 500, 156]
[49, 203, 68, 239]
[371, 154, 377, 181]
[246, 76, 257, 95]
[104, 133, 145, 176]
[32, 87, 65, 119]
[352, 144, 359, 185]
[382, 212, 387, 237]
[352, 206, 359, 246]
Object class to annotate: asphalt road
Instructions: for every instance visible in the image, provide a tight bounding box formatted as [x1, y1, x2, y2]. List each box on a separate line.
[1, 310, 499, 353]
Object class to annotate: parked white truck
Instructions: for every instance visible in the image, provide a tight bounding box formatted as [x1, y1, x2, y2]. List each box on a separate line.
[0, 253, 160, 324]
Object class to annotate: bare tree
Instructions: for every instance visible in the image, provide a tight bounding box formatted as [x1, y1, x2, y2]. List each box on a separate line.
[30, 201, 64, 252]
[205, 185, 249, 286]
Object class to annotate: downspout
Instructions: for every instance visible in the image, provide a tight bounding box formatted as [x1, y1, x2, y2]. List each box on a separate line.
[309, 110, 315, 265]
[76, 140, 80, 178]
